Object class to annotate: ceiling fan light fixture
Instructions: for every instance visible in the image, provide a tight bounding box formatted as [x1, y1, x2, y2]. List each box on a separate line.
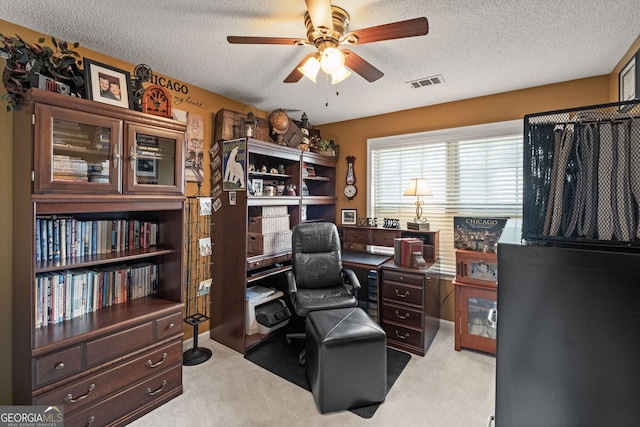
[320, 47, 345, 74]
[298, 55, 321, 83]
[331, 66, 351, 84]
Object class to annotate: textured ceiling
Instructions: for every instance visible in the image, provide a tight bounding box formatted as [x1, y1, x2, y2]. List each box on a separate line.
[2, 0, 639, 125]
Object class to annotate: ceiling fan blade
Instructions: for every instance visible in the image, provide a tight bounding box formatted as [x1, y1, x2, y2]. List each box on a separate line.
[343, 49, 384, 82]
[343, 17, 429, 45]
[284, 52, 316, 83]
[227, 36, 307, 45]
[305, 0, 333, 33]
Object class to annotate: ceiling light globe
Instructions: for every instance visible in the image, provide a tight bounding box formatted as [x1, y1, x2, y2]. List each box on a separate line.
[320, 47, 345, 74]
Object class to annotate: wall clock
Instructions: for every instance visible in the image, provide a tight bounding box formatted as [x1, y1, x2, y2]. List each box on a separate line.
[142, 84, 173, 118]
[344, 155, 357, 200]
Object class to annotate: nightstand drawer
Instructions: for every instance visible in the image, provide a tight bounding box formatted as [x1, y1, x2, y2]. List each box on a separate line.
[34, 345, 83, 386]
[383, 269, 424, 286]
[382, 322, 423, 349]
[382, 301, 423, 329]
[382, 281, 423, 306]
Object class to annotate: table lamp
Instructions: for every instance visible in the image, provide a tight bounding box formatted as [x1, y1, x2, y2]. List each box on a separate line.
[404, 178, 432, 230]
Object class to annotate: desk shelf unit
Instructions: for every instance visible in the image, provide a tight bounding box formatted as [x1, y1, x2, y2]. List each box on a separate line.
[210, 134, 337, 354]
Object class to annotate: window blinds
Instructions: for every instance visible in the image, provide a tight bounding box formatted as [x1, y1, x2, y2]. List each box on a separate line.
[368, 121, 523, 277]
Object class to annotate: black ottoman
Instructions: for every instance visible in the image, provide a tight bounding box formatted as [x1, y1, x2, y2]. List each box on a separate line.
[306, 307, 387, 414]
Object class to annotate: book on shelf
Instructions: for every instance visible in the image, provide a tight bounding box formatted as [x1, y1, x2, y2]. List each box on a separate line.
[394, 237, 424, 267]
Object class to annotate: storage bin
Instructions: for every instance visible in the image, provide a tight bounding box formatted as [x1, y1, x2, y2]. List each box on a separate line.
[247, 215, 290, 234]
[247, 230, 292, 254]
[248, 205, 289, 218]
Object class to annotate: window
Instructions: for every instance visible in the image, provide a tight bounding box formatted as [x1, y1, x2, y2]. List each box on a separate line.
[368, 120, 523, 276]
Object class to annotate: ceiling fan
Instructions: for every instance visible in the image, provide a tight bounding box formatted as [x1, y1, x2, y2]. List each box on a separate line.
[227, 0, 429, 84]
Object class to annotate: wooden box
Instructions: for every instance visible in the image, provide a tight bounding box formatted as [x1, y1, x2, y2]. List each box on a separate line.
[214, 108, 270, 142]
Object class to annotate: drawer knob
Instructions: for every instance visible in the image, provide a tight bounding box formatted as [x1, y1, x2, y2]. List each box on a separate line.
[146, 379, 167, 396]
[394, 330, 410, 340]
[395, 310, 410, 320]
[426, 276, 431, 283]
[55, 362, 65, 371]
[87, 416, 95, 427]
[167, 323, 175, 329]
[399, 276, 404, 281]
[146, 352, 168, 368]
[64, 383, 95, 403]
[395, 288, 410, 298]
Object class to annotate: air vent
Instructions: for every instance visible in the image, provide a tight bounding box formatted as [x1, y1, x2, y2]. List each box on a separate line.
[407, 74, 445, 89]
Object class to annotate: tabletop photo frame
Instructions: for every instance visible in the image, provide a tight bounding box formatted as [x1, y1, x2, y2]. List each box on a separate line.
[341, 209, 357, 225]
[84, 58, 133, 109]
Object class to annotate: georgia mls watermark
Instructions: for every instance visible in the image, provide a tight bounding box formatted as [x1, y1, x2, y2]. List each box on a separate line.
[0, 406, 64, 427]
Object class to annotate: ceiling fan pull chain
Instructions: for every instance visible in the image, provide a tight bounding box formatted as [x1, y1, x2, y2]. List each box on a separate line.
[325, 73, 329, 107]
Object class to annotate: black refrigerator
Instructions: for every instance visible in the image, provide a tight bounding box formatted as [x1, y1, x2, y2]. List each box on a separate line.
[495, 241, 640, 427]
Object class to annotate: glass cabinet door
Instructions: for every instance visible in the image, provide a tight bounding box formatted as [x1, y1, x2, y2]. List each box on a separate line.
[34, 104, 122, 194]
[125, 124, 184, 194]
[459, 286, 497, 354]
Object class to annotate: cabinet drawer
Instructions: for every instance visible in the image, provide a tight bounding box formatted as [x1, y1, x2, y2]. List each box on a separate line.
[382, 302, 423, 329]
[381, 281, 423, 307]
[383, 270, 425, 286]
[34, 340, 182, 412]
[156, 312, 182, 340]
[34, 345, 83, 387]
[343, 228, 368, 244]
[85, 322, 154, 367]
[371, 230, 399, 247]
[382, 322, 424, 349]
[64, 364, 182, 427]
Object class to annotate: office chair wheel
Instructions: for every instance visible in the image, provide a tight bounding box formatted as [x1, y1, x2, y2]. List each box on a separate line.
[298, 349, 306, 366]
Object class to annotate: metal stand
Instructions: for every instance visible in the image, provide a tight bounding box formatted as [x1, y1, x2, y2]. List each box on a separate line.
[183, 183, 213, 365]
[183, 313, 212, 365]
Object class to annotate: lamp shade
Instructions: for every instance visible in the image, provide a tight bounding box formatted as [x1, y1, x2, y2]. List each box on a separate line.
[331, 65, 351, 84]
[298, 55, 321, 83]
[404, 178, 432, 196]
[320, 47, 345, 74]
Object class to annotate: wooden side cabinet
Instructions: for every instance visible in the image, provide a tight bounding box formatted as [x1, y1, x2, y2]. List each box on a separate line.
[379, 261, 440, 356]
[453, 249, 497, 355]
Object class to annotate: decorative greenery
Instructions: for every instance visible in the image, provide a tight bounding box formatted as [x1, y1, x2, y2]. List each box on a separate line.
[0, 34, 85, 111]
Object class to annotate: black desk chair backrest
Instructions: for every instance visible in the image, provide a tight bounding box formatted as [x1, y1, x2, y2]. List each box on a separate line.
[291, 222, 343, 290]
[286, 223, 361, 365]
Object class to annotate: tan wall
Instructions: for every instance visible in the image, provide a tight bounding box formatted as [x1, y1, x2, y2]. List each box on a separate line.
[0, 19, 263, 403]
[0, 18, 638, 403]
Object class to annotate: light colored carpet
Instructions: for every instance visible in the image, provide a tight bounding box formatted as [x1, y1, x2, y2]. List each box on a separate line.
[128, 321, 496, 427]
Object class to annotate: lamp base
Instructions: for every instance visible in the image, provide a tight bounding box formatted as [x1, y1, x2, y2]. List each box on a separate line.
[407, 221, 430, 231]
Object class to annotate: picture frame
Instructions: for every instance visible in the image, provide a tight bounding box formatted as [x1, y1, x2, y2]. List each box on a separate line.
[341, 209, 357, 225]
[619, 49, 639, 103]
[252, 178, 263, 196]
[84, 58, 133, 109]
[137, 158, 157, 178]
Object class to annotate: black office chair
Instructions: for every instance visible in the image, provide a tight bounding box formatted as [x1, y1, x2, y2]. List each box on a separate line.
[285, 222, 361, 365]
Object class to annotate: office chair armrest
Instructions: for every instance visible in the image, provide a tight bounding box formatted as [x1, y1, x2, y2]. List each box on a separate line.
[342, 268, 361, 290]
[286, 270, 298, 301]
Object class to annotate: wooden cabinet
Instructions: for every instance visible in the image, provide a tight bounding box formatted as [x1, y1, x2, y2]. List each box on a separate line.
[453, 250, 497, 355]
[341, 226, 439, 262]
[12, 89, 185, 425]
[210, 136, 337, 354]
[379, 261, 440, 356]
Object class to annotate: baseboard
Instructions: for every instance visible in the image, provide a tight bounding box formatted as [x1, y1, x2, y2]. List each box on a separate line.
[182, 330, 211, 352]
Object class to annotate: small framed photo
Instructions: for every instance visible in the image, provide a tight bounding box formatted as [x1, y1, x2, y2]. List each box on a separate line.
[137, 158, 157, 178]
[84, 58, 133, 109]
[341, 209, 357, 225]
[619, 49, 639, 103]
[252, 178, 263, 196]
